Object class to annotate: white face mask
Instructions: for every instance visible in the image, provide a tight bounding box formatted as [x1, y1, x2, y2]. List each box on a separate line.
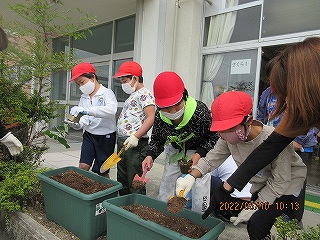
[161, 106, 185, 120]
[122, 77, 137, 94]
[79, 80, 95, 95]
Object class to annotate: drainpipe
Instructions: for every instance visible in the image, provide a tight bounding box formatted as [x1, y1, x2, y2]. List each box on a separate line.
[171, 0, 181, 70]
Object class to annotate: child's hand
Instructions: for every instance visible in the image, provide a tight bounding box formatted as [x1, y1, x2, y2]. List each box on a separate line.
[175, 174, 196, 198]
[230, 205, 258, 225]
[191, 152, 201, 165]
[124, 135, 139, 150]
[64, 119, 80, 129]
[70, 106, 88, 116]
[142, 156, 153, 171]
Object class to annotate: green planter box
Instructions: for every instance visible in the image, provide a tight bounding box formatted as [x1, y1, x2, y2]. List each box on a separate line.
[38, 166, 122, 240]
[103, 193, 225, 240]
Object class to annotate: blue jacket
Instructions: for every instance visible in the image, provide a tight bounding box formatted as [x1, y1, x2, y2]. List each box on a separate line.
[257, 87, 318, 151]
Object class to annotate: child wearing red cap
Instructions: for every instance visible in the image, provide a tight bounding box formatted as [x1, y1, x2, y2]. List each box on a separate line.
[66, 62, 118, 178]
[112, 61, 156, 195]
[142, 71, 219, 205]
[176, 91, 307, 240]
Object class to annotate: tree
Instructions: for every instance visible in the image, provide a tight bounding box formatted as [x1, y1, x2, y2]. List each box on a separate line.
[0, 0, 96, 164]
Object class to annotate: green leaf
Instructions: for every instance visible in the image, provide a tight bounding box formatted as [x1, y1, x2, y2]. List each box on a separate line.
[169, 151, 186, 164]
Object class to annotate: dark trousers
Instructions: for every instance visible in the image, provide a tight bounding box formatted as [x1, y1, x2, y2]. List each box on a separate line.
[117, 137, 149, 195]
[285, 151, 308, 221]
[212, 175, 301, 239]
[80, 131, 116, 175]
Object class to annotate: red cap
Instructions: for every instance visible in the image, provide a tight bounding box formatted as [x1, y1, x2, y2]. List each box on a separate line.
[113, 61, 142, 78]
[153, 71, 185, 108]
[69, 62, 96, 82]
[210, 91, 252, 132]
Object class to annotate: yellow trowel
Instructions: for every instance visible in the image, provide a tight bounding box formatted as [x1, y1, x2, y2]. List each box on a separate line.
[100, 144, 127, 173]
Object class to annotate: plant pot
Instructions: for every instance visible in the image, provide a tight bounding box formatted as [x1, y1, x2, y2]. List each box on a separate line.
[102, 193, 225, 240]
[38, 166, 122, 240]
[179, 160, 193, 174]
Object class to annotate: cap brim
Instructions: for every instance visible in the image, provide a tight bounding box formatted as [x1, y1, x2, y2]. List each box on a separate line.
[113, 72, 133, 78]
[210, 116, 244, 132]
[155, 94, 182, 108]
[69, 73, 82, 82]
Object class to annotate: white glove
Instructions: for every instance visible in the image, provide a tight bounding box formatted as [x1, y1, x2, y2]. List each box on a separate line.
[124, 135, 139, 150]
[64, 119, 80, 129]
[70, 106, 88, 117]
[230, 204, 258, 225]
[175, 174, 196, 198]
[0, 132, 23, 156]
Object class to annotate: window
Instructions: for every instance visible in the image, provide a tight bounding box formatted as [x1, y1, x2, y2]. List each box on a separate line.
[72, 23, 113, 58]
[52, 15, 135, 102]
[51, 37, 69, 101]
[114, 16, 135, 53]
[203, 5, 261, 47]
[262, 0, 320, 38]
[200, 50, 257, 107]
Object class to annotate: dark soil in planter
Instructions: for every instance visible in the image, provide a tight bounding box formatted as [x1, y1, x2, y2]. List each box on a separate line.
[49, 170, 114, 194]
[122, 204, 209, 239]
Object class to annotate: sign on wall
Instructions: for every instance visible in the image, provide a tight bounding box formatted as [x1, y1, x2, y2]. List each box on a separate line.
[230, 59, 251, 74]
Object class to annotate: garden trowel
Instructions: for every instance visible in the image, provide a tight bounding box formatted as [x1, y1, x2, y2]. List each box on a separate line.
[100, 144, 127, 173]
[133, 165, 150, 183]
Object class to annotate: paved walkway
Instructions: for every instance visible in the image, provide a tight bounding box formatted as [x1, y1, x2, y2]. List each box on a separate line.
[39, 138, 320, 240]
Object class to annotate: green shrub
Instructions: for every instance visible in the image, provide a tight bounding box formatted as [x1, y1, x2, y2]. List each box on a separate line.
[0, 161, 48, 213]
[275, 216, 320, 240]
[297, 225, 320, 240]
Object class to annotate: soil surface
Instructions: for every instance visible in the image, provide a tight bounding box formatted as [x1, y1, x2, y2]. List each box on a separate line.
[122, 204, 209, 239]
[49, 170, 114, 194]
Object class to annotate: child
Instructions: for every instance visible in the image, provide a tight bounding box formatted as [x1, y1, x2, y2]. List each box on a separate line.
[176, 91, 307, 240]
[113, 61, 155, 195]
[66, 62, 118, 178]
[142, 71, 219, 203]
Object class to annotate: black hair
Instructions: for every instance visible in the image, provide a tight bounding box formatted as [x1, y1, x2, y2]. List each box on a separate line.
[122, 75, 143, 83]
[240, 115, 253, 132]
[82, 72, 98, 81]
[240, 116, 249, 125]
[182, 89, 188, 101]
[265, 58, 277, 79]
